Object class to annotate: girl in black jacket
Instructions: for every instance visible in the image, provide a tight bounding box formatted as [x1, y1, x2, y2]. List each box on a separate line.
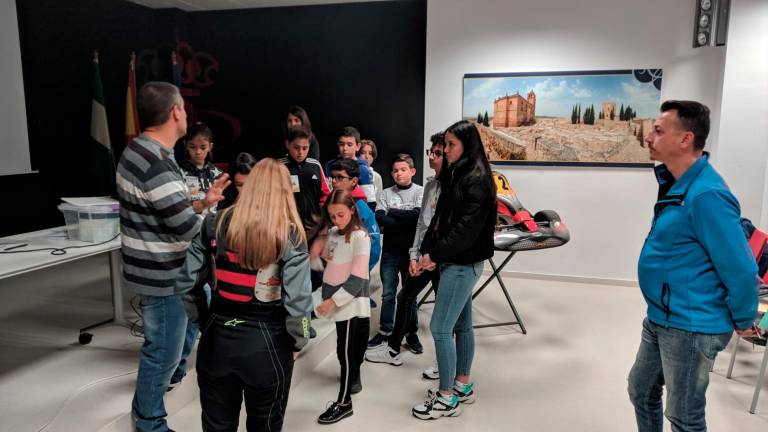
[412, 120, 496, 420]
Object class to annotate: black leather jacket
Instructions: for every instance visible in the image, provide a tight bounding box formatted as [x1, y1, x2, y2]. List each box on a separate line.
[420, 158, 496, 265]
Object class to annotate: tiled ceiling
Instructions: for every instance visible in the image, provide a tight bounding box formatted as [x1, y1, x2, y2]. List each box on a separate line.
[126, 0, 389, 11]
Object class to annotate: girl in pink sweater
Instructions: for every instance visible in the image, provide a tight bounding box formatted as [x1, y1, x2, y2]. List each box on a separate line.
[315, 189, 371, 425]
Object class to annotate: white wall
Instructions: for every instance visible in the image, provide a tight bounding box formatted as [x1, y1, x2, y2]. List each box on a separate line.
[424, 0, 729, 281]
[716, 0, 768, 226]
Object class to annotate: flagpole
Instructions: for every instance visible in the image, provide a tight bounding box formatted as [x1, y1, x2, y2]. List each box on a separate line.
[93, 49, 117, 194]
[125, 51, 140, 146]
[171, 51, 185, 162]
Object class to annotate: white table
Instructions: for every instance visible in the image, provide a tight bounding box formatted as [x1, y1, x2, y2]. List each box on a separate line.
[0, 226, 126, 343]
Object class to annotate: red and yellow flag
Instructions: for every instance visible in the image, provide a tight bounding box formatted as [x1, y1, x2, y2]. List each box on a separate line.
[125, 52, 140, 144]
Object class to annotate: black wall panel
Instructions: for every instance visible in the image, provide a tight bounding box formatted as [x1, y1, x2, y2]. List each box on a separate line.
[1, 0, 426, 237]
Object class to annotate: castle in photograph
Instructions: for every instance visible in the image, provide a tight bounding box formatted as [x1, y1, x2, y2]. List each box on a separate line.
[601, 101, 616, 120]
[492, 91, 536, 127]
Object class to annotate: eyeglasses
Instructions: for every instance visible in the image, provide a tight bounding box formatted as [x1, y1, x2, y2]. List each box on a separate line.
[426, 149, 444, 157]
[332, 175, 352, 182]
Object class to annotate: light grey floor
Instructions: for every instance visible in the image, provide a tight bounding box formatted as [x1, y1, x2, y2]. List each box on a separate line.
[1, 256, 766, 431]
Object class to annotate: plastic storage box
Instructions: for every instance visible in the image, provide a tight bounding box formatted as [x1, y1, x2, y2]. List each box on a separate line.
[58, 202, 120, 242]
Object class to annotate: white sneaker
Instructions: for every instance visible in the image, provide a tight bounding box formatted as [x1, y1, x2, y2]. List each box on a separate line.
[364, 347, 403, 366]
[422, 363, 439, 380]
[426, 382, 476, 404]
[412, 392, 461, 420]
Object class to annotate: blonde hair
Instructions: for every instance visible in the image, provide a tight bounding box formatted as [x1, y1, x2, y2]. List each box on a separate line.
[217, 158, 307, 270]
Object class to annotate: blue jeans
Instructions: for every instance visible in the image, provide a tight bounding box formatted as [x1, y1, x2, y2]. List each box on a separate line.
[430, 262, 483, 391]
[379, 252, 412, 335]
[132, 294, 199, 432]
[628, 318, 731, 432]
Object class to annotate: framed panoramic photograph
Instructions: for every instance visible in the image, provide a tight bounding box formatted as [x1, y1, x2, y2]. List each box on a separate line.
[463, 69, 663, 167]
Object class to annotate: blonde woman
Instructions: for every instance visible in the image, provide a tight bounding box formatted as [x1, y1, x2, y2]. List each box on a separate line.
[192, 158, 313, 431]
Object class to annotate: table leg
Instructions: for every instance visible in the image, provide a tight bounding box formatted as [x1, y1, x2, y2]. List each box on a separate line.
[78, 249, 130, 344]
[109, 249, 126, 324]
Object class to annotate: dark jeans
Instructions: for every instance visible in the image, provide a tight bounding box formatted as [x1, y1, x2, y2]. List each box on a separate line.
[388, 268, 440, 352]
[336, 317, 370, 404]
[197, 314, 294, 432]
[379, 252, 412, 335]
[628, 318, 732, 432]
[132, 294, 199, 432]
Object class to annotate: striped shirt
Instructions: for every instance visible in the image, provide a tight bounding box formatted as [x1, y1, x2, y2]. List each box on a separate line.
[116, 134, 201, 296]
[321, 227, 371, 321]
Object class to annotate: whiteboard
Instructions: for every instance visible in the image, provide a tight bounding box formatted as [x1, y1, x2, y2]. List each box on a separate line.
[0, 0, 34, 176]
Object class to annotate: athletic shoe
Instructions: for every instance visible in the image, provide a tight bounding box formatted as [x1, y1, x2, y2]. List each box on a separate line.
[405, 333, 424, 354]
[412, 392, 461, 420]
[427, 381, 476, 404]
[318, 401, 353, 424]
[350, 375, 363, 394]
[367, 332, 388, 350]
[422, 363, 439, 380]
[166, 380, 182, 392]
[365, 346, 403, 366]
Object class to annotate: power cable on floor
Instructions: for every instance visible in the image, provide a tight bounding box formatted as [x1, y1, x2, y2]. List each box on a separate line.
[0, 234, 119, 256]
[36, 370, 138, 432]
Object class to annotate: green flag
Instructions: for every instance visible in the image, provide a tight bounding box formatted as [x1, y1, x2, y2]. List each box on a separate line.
[89, 50, 116, 197]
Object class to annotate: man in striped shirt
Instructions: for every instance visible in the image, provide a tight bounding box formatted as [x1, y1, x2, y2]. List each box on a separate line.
[116, 81, 229, 432]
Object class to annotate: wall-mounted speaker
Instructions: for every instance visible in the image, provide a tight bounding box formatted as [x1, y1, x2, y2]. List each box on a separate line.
[693, 0, 730, 48]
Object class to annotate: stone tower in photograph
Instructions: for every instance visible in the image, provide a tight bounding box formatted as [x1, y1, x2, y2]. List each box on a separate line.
[602, 101, 616, 120]
[492, 91, 536, 128]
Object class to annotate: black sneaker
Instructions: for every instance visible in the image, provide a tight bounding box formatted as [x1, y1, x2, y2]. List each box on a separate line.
[405, 333, 424, 354]
[166, 379, 182, 392]
[350, 375, 363, 394]
[367, 333, 388, 349]
[318, 401, 353, 424]
[310, 327, 317, 339]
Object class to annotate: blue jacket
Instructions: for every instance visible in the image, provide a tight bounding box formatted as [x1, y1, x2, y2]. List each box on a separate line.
[355, 196, 381, 271]
[638, 153, 758, 333]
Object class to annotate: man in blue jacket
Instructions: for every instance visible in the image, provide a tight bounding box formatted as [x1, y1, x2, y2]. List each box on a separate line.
[629, 100, 758, 432]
